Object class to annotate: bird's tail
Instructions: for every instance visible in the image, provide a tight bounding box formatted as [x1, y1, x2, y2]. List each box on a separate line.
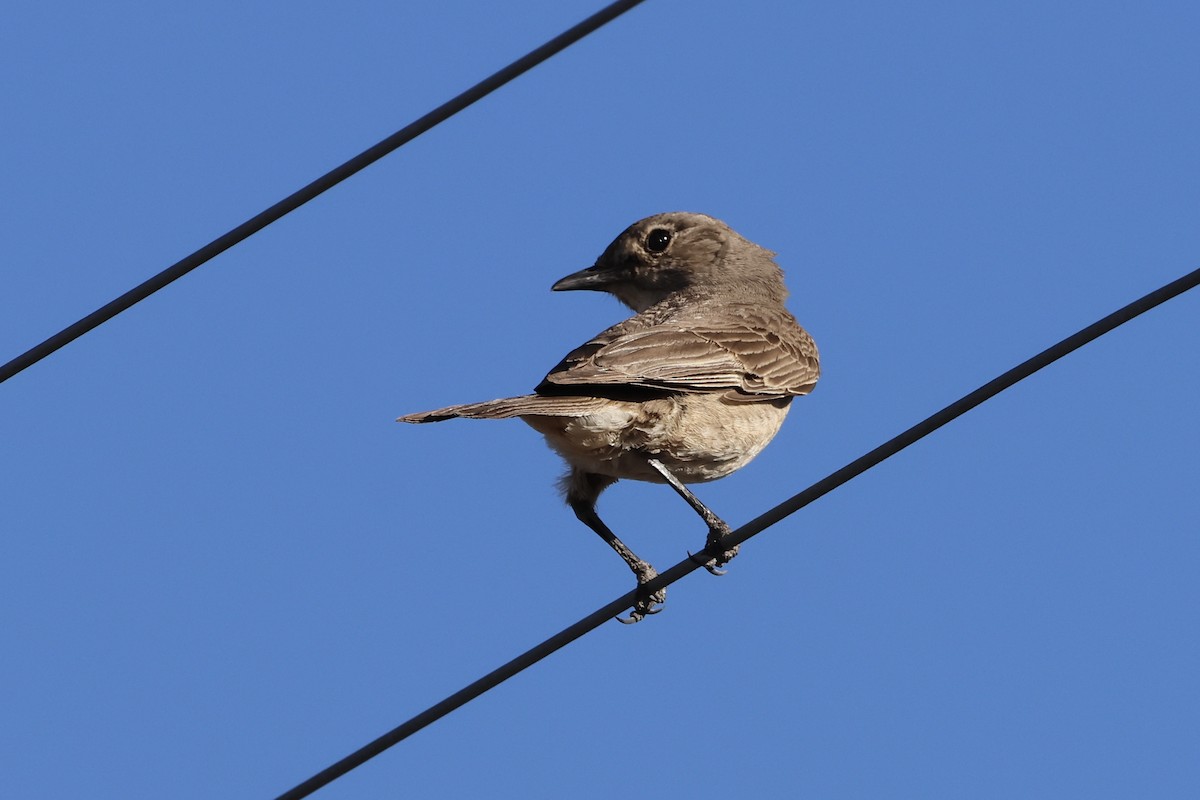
[397, 394, 610, 423]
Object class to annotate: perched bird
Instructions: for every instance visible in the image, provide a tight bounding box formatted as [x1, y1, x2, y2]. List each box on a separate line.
[399, 212, 819, 622]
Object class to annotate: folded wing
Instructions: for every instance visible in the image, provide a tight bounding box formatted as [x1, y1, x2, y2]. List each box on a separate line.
[538, 305, 819, 401]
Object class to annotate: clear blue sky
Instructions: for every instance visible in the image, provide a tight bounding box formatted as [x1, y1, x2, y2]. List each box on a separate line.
[3, 2, 1198, 798]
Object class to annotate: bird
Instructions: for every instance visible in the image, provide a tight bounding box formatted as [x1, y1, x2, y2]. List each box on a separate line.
[398, 212, 819, 622]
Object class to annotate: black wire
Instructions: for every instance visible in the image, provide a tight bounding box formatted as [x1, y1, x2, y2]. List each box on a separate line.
[0, 0, 648, 386]
[272, 264, 1200, 800]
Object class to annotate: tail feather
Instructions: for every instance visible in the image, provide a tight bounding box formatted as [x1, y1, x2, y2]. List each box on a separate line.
[397, 394, 610, 423]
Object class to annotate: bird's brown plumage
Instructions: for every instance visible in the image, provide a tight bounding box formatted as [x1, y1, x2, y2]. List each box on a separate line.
[537, 300, 819, 402]
[396, 212, 820, 622]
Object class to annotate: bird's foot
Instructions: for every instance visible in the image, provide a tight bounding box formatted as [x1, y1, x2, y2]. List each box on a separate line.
[616, 563, 667, 624]
[690, 519, 739, 576]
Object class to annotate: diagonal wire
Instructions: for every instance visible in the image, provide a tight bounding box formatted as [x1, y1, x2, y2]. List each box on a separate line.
[273, 264, 1200, 800]
[0, 0, 647, 386]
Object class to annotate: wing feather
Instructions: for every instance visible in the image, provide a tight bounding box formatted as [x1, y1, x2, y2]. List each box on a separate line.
[538, 304, 819, 400]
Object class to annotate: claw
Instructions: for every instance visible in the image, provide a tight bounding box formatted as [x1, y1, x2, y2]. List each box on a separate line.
[703, 533, 739, 575]
[688, 549, 729, 576]
[616, 602, 662, 624]
[616, 577, 666, 624]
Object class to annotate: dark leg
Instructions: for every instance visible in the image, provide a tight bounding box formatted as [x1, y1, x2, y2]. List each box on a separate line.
[564, 470, 664, 623]
[645, 457, 739, 575]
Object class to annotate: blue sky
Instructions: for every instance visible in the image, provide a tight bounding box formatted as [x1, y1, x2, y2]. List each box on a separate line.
[3, 2, 1198, 797]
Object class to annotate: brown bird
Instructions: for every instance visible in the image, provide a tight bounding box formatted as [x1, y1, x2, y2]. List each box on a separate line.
[398, 212, 819, 622]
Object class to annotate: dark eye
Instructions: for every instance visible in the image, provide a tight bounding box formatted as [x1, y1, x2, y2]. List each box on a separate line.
[646, 228, 671, 253]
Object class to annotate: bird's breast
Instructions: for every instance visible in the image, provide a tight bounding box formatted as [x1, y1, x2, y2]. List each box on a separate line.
[522, 394, 791, 484]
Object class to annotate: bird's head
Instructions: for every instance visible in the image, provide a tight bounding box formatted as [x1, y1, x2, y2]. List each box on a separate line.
[551, 212, 787, 312]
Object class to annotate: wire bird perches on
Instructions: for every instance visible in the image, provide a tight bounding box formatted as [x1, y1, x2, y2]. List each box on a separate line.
[274, 265, 1200, 800]
[0, 0, 648, 386]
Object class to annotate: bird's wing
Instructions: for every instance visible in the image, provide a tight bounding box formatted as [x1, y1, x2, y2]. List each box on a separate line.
[538, 306, 820, 399]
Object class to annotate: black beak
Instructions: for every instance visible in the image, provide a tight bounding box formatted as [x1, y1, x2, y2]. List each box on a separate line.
[551, 265, 616, 292]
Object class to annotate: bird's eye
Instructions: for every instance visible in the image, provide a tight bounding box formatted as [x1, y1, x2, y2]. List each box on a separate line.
[646, 228, 671, 254]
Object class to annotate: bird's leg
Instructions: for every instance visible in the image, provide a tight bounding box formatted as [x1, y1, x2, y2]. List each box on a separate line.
[645, 457, 739, 575]
[569, 500, 665, 623]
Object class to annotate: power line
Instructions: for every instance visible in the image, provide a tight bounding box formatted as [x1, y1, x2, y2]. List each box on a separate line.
[0, 0, 647, 386]
[272, 265, 1200, 800]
